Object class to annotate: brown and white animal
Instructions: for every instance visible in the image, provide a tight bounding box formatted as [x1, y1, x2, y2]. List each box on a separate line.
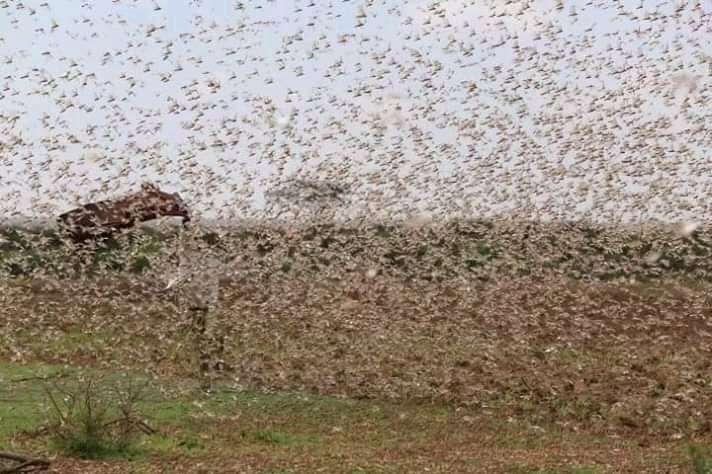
[57, 182, 190, 244]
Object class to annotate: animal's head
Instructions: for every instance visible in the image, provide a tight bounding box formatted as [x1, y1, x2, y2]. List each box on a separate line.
[140, 182, 191, 224]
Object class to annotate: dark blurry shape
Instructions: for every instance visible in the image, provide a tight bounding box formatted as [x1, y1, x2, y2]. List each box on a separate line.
[268, 179, 349, 204]
[57, 182, 190, 244]
[266, 179, 350, 225]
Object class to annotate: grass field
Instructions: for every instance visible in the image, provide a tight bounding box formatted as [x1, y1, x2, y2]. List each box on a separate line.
[2, 221, 712, 472]
[2, 360, 709, 473]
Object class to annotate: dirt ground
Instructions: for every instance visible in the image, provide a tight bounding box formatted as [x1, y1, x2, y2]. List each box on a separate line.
[3, 222, 712, 472]
[3, 271, 712, 472]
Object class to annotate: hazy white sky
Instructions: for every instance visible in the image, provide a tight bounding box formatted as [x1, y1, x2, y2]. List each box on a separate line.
[0, 0, 710, 224]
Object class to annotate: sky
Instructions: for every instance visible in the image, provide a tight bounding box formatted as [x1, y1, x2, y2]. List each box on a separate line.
[0, 0, 710, 225]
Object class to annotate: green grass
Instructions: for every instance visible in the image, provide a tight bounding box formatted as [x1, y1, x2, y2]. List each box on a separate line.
[39, 330, 111, 355]
[1, 360, 421, 464]
[0, 362, 69, 440]
[247, 429, 304, 446]
[51, 435, 143, 460]
[689, 444, 712, 474]
[0, 359, 710, 472]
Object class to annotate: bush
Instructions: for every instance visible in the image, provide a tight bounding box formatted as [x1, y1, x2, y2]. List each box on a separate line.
[43, 373, 155, 459]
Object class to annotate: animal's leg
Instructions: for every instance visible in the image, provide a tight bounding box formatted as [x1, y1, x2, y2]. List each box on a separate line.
[65, 240, 91, 277]
[78, 242, 100, 276]
[54, 236, 74, 277]
[199, 308, 225, 374]
[211, 332, 227, 373]
[190, 308, 212, 391]
[124, 230, 138, 249]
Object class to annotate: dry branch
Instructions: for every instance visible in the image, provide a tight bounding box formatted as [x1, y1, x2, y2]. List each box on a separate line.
[10, 371, 70, 384]
[101, 417, 157, 435]
[0, 451, 49, 473]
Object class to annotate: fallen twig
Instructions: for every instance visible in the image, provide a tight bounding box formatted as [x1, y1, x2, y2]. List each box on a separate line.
[10, 371, 70, 384]
[0, 451, 50, 473]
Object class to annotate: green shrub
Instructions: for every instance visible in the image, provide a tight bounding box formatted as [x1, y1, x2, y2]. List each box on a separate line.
[43, 374, 154, 459]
